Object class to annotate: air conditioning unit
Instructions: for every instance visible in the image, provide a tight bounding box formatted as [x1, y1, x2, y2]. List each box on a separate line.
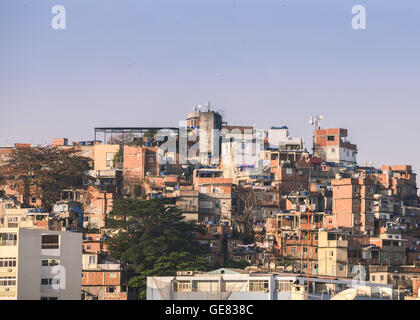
[7, 268, 13, 272]
[5, 288, 9, 292]
[186, 271, 194, 276]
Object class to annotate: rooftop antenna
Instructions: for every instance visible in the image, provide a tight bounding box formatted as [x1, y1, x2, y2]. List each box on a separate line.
[309, 115, 324, 156]
[206, 101, 211, 112]
[309, 115, 323, 130]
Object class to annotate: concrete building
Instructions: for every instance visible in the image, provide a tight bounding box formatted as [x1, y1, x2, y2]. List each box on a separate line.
[197, 109, 223, 166]
[331, 178, 376, 235]
[313, 128, 357, 166]
[82, 252, 134, 300]
[147, 268, 393, 300]
[318, 229, 349, 278]
[94, 144, 120, 171]
[267, 126, 304, 151]
[0, 228, 82, 300]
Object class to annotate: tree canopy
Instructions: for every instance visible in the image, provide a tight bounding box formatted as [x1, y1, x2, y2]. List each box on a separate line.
[0, 146, 91, 210]
[106, 198, 208, 299]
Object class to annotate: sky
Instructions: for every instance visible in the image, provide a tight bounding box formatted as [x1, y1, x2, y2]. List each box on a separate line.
[0, 0, 419, 177]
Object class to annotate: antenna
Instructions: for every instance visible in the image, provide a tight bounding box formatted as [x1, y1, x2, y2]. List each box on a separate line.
[309, 115, 324, 156]
[309, 115, 323, 130]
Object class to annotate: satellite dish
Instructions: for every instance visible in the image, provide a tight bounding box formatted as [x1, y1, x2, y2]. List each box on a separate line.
[269, 262, 276, 270]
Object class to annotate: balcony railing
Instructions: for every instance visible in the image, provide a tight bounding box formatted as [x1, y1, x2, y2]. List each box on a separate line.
[0, 240, 17, 246]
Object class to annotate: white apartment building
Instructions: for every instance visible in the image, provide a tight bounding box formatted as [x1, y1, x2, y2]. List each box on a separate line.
[0, 228, 82, 300]
[147, 269, 393, 300]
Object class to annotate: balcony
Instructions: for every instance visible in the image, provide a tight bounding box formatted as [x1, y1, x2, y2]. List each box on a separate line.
[0, 240, 17, 246]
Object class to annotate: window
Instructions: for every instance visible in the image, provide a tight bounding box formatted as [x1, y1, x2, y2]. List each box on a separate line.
[41, 278, 59, 286]
[89, 255, 96, 264]
[213, 187, 222, 194]
[327, 136, 335, 141]
[380, 275, 384, 281]
[372, 276, 376, 281]
[232, 241, 237, 248]
[210, 241, 219, 248]
[245, 255, 251, 261]
[0, 258, 16, 268]
[106, 286, 116, 293]
[7, 216, 18, 223]
[41, 259, 60, 267]
[249, 280, 269, 292]
[174, 281, 191, 292]
[0, 277, 16, 287]
[40, 296, 59, 300]
[0, 233, 17, 246]
[291, 247, 296, 253]
[110, 272, 117, 278]
[106, 153, 114, 167]
[303, 247, 308, 253]
[200, 187, 208, 193]
[275, 280, 292, 292]
[41, 235, 59, 249]
[331, 148, 335, 153]
[286, 168, 293, 175]
[234, 256, 241, 262]
[86, 244, 91, 250]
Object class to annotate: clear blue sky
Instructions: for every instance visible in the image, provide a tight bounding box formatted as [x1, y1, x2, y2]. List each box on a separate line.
[1, 0, 419, 177]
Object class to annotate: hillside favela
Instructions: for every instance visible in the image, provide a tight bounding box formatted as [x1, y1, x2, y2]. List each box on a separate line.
[0, 106, 419, 301]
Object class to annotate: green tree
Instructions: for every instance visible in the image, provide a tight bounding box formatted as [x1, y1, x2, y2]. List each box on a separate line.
[223, 259, 250, 269]
[0, 146, 91, 210]
[106, 198, 208, 299]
